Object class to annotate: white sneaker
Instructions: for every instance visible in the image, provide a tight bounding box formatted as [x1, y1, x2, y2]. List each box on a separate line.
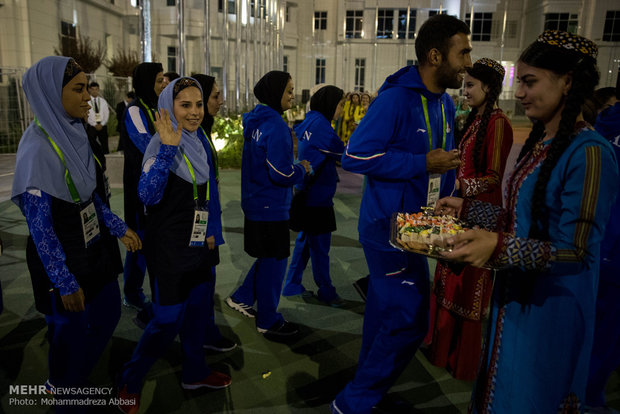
[225, 297, 257, 318]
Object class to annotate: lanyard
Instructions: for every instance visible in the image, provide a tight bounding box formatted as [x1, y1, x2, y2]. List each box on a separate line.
[34, 118, 82, 203]
[420, 95, 446, 151]
[138, 98, 156, 126]
[199, 126, 219, 181]
[180, 148, 210, 205]
[93, 154, 102, 168]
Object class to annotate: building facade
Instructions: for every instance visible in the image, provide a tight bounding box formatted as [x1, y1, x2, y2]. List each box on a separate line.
[0, 0, 619, 114]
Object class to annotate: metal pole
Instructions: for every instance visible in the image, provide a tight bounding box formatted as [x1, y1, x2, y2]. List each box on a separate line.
[177, 0, 185, 76]
[499, 4, 507, 63]
[139, 0, 152, 62]
[236, 0, 242, 112]
[372, 1, 378, 92]
[405, 4, 411, 64]
[245, 0, 251, 109]
[203, 0, 211, 74]
[223, 0, 229, 113]
[253, 0, 259, 93]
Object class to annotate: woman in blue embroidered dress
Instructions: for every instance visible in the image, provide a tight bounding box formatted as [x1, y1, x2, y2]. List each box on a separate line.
[436, 31, 618, 413]
[12, 56, 141, 410]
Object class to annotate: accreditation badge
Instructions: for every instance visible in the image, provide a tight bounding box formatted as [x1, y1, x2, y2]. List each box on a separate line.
[426, 174, 441, 207]
[80, 202, 100, 247]
[189, 210, 209, 247]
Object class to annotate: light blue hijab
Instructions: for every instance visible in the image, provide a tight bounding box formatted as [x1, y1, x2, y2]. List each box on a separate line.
[143, 77, 209, 185]
[12, 56, 96, 205]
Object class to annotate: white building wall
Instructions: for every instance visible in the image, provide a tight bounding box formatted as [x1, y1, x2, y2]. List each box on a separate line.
[1, 0, 618, 101]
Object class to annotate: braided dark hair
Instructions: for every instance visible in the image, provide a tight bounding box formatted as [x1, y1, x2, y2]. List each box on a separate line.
[516, 40, 600, 239]
[462, 64, 504, 173]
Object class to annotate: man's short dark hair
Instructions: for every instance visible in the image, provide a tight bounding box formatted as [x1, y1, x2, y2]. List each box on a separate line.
[127, 91, 136, 99]
[415, 14, 471, 65]
[88, 81, 100, 88]
[164, 72, 180, 81]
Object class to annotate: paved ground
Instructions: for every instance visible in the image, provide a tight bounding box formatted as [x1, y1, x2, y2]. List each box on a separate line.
[0, 126, 618, 413]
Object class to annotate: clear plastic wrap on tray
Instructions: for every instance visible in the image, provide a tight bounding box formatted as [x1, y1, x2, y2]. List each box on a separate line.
[389, 211, 470, 258]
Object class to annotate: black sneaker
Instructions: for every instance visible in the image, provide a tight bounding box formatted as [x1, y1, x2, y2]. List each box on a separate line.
[257, 320, 299, 336]
[203, 336, 238, 352]
[225, 296, 257, 318]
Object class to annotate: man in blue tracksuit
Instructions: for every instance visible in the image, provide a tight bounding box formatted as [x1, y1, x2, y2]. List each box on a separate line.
[331, 15, 472, 414]
[586, 93, 620, 411]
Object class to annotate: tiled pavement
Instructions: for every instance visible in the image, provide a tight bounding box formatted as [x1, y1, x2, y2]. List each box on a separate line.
[0, 142, 618, 413]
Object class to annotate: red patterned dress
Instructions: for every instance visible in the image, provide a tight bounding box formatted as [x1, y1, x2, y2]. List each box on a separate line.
[424, 109, 513, 381]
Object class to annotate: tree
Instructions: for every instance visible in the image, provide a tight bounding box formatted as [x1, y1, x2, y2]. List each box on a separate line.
[105, 48, 141, 77]
[54, 36, 106, 74]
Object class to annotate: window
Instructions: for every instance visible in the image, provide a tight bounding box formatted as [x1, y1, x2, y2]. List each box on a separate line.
[167, 46, 177, 72]
[603, 11, 620, 41]
[315, 59, 326, 84]
[466, 12, 493, 41]
[406, 59, 415, 66]
[429, 10, 447, 17]
[218, 0, 235, 14]
[397, 9, 416, 39]
[166, 0, 175, 6]
[544, 13, 578, 33]
[346, 10, 363, 39]
[354, 58, 365, 91]
[60, 21, 77, 54]
[283, 55, 288, 73]
[286, 5, 290, 22]
[377, 9, 394, 39]
[314, 11, 327, 30]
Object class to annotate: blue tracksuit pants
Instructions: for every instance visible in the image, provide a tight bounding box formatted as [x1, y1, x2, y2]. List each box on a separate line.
[333, 246, 430, 414]
[120, 282, 211, 393]
[283, 231, 337, 302]
[231, 257, 287, 330]
[586, 259, 620, 407]
[204, 266, 223, 345]
[46, 280, 121, 412]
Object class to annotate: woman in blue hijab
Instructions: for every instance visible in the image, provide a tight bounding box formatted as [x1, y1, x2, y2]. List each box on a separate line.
[117, 77, 229, 414]
[12, 56, 141, 410]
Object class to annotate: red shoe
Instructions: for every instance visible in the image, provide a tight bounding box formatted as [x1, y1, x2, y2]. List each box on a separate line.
[117, 385, 140, 414]
[181, 371, 232, 390]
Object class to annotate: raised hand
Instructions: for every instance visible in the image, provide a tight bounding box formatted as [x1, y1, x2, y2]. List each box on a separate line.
[154, 109, 182, 146]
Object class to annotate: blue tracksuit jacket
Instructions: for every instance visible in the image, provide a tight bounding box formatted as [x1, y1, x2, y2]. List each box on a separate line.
[341, 65, 456, 251]
[294, 110, 345, 207]
[241, 104, 306, 221]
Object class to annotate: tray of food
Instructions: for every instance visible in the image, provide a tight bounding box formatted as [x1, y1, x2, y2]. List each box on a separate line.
[389, 209, 471, 260]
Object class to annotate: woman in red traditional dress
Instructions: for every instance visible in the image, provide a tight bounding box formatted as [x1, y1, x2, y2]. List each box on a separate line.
[423, 57, 513, 381]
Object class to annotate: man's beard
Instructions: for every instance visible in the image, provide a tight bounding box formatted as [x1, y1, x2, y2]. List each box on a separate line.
[436, 62, 463, 90]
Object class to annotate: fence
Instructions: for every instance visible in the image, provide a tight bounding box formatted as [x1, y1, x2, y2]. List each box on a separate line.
[0, 68, 131, 153]
[0, 67, 31, 153]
